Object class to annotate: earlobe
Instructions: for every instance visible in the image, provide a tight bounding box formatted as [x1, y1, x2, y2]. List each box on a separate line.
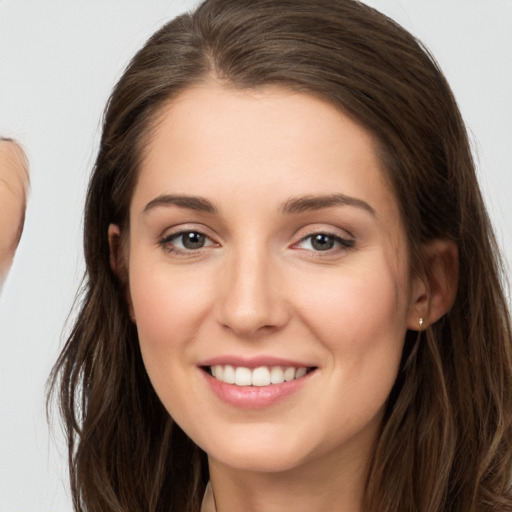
[407, 239, 459, 330]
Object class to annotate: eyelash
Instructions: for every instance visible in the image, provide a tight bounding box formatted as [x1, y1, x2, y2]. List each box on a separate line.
[159, 229, 355, 256]
[159, 230, 217, 255]
[294, 232, 355, 253]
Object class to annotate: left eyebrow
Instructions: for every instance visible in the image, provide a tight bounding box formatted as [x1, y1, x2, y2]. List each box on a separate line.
[143, 194, 217, 214]
[281, 193, 376, 216]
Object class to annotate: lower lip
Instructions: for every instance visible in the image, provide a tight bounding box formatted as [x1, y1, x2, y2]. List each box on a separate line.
[201, 369, 315, 409]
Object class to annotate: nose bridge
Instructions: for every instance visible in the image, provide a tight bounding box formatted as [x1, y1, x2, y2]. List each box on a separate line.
[217, 239, 287, 337]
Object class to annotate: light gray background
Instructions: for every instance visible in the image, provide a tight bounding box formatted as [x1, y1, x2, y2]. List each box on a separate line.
[0, 1, 510, 510]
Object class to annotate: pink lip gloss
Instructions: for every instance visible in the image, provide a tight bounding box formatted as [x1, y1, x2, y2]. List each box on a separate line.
[200, 366, 316, 409]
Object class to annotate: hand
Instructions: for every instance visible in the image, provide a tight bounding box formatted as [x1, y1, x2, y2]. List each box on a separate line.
[0, 138, 29, 284]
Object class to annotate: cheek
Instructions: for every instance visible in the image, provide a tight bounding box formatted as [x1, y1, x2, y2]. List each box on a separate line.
[127, 259, 213, 370]
[127, 261, 217, 423]
[296, 260, 408, 348]
[297, 257, 408, 407]
[293, 262, 408, 443]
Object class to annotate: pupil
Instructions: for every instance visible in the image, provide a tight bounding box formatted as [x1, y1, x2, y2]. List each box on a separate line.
[312, 234, 334, 251]
[183, 232, 205, 249]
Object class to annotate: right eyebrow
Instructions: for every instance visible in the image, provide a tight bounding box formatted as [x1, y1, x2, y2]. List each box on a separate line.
[281, 193, 376, 216]
[143, 194, 217, 214]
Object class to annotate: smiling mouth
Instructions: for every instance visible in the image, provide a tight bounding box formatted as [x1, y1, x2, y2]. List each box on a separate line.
[203, 365, 317, 387]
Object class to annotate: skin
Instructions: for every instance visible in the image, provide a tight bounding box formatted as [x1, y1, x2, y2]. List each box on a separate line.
[110, 82, 456, 512]
[0, 139, 29, 286]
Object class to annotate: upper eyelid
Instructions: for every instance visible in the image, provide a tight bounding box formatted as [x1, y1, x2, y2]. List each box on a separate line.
[160, 229, 217, 245]
[290, 226, 356, 253]
[294, 233, 354, 247]
[292, 224, 355, 241]
[159, 224, 217, 240]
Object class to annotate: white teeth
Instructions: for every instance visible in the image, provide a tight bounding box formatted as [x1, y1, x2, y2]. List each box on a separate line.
[284, 367, 296, 382]
[235, 367, 252, 386]
[252, 367, 271, 386]
[209, 365, 310, 387]
[295, 367, 307, 379]
[270, 366, 285, 384]
[213, 365, 223, 380]
[223, 365, 235, 384]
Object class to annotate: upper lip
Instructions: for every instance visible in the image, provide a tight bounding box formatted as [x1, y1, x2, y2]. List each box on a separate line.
[198, 355, 316, 369]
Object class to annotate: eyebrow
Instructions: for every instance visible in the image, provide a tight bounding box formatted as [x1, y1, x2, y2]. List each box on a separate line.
[282, 194, 375, 216]
[143, 194, 217, 214]
[142, 192, 375, 217]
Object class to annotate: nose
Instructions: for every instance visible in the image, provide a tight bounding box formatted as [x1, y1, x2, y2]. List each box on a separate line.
[216, 245, 290, 338]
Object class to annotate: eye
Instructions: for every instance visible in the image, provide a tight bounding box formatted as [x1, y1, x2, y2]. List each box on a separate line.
[297, 232, 354, 252]
[160, 230, 216, 252]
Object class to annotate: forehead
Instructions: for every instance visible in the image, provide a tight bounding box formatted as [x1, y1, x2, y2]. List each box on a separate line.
[132, 82, 402, 233]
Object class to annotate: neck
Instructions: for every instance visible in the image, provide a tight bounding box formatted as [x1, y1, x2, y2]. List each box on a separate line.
[208, 443, 371, 512]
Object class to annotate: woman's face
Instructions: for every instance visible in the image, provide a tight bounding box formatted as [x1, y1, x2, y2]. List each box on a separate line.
[121, 83, 422, 475]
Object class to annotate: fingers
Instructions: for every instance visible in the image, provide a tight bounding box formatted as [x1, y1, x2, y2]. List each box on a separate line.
[0, 138, 29, 195]
[0, 138, 29, 284]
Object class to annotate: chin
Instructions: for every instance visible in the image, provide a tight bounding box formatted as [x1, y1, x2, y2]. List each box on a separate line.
[212, 448, 307, 474]
[200, 428, 317, 474]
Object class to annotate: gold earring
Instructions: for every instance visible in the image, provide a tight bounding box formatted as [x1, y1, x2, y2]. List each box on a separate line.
[419, 317, 424, 330]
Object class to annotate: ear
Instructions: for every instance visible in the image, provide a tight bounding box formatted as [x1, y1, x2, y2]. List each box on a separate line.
[108, 224, 126, 279]
[407, 239, 459, 331]
[108, 223, 135, 322]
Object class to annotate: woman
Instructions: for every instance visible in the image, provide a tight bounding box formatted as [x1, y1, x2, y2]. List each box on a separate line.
[50, 0, 512, 510]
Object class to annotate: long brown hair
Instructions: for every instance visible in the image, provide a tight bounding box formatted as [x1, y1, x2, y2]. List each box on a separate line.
[49, 0, 512, 510]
